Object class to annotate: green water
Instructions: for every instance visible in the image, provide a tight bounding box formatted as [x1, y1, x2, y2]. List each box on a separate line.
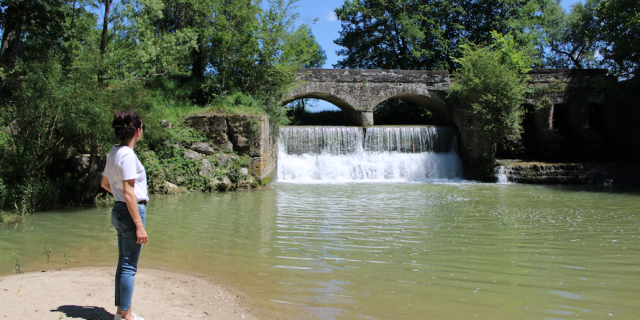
[1, 183, 639, 319]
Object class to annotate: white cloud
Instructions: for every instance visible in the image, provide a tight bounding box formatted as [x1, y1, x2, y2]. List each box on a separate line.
[326, 10, 338, 22]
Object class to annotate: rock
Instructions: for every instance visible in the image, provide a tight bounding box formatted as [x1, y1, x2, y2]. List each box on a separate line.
[227, 115, 261, 156]
[184, 149, 202, 159]
[160, 120, 172, 129]
[240, 168, 249, 176]
[217, 176, 233, 191]
[70, 155, 91, 174]
[191, 142, 216, 155]
[199, 158, 212, 176]
[215, 154, 237, 168]
[163, 181, 183, 195]
[187, 115, 233, 151]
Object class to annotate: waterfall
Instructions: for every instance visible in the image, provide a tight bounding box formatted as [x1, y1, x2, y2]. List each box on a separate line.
[277, 126, 463, 182]
[497, 166, 511, 184]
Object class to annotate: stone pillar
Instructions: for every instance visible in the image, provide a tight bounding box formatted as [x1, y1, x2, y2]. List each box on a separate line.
[358, 110, 374, 126]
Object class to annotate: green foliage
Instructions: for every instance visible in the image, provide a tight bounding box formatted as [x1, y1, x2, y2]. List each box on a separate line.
[334, 0, 555, 70]
[448, 34, 530, 147]
[545, 0, 601, 69]
[64, 249, 72, 269]
[595, 0, 640, 78]
[12, 252, 22, 274]
[0, 0, 323, 213]
[43, 235, 53, 270]
[204, 92, 266, 117]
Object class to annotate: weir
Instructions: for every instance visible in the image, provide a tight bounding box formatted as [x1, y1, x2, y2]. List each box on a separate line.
[277, 126, 463, 182]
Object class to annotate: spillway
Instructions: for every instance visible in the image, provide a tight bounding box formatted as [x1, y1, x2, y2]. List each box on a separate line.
[277, 126, 463, 182]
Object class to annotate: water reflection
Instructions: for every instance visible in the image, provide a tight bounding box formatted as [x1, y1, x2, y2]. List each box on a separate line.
[1, 183, 639, 319]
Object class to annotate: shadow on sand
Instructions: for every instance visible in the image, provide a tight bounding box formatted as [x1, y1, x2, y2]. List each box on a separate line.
[52, 305, 115, 320]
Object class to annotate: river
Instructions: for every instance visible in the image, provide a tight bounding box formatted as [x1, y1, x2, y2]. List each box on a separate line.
[2, 126, 640, 319]
[1, 182, 639, 319]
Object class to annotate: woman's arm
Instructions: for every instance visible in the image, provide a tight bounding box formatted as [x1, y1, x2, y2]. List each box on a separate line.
[123, 179, 148, 244]
[101, 176, 112, 194]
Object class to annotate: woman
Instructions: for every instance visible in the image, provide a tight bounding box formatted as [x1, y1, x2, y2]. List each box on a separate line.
[101, 110, 149, 320]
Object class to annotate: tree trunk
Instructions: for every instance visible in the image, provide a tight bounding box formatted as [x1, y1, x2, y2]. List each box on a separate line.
[98, 0, 112, 84]
[0, 4, 26, 69]
[191, 32, 206, 79]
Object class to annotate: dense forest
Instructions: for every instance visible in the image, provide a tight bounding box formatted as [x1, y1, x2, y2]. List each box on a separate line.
[0, 0, 638, 214]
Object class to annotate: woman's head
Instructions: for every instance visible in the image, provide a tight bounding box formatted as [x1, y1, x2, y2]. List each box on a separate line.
[112, 110, 143, 141]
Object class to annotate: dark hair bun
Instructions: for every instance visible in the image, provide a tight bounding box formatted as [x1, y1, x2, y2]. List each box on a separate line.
[112, 110, 142, 141]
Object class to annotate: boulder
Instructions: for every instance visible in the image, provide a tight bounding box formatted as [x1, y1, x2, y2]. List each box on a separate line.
[217, 176, 233, 191]
[191, 142, 216, 155]
[163, 181, 183, 195]
[199, 158, 212, 176]
[184, 149, 202, 159]
[215, 154, 237, 168]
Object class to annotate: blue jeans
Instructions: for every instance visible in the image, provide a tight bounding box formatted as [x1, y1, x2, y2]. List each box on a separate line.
[111, 202, 146, 311]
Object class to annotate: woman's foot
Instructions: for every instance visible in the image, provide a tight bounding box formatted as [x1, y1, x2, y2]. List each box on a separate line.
[123, 312, 145, 320]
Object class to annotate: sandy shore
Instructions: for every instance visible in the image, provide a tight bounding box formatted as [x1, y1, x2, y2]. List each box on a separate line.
[0, 267, 262, 320]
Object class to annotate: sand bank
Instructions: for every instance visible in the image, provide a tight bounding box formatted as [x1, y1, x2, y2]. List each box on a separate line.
[0, 267, 261, 320]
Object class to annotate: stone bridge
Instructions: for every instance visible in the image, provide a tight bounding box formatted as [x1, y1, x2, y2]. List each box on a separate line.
[285, 68, 606, 126]
[285, 69, 452, 125]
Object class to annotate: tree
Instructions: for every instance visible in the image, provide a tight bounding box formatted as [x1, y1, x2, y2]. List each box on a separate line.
[333, 0, 557, 71]
[545, 0, 600, 69]
[596, 0, 640, 78]
[448, 32, 531, 150]
[334, 0, 464, 70]
[0, 0, 66, 69]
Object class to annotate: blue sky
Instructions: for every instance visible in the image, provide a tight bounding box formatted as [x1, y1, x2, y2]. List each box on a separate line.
[294, 0, 584, 69]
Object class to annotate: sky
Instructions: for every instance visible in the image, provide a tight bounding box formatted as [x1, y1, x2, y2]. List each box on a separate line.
[293, 0, 584, 69]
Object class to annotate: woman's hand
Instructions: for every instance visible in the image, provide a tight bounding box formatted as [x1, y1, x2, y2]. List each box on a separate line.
[136, 227, 148, 244]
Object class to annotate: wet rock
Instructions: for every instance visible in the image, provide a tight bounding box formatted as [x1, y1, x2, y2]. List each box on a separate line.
[495, 160, 640, 186]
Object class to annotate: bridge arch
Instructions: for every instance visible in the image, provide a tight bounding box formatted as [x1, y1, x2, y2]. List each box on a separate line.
[374, 93, 450, 124]
[283, 92, 368, 126]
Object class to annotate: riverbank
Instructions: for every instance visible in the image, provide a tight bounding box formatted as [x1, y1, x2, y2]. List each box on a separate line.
[0, 267, 262, 320]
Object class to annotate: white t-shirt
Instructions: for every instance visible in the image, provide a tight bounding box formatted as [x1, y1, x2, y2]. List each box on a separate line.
[103, 145, 149, 203]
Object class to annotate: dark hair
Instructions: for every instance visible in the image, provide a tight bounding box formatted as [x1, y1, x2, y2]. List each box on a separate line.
[112, 110, 142, 141]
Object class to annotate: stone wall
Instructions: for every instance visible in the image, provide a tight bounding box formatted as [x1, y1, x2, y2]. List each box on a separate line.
[496, 160, 640, 186]
[187, 114, 277, 183]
